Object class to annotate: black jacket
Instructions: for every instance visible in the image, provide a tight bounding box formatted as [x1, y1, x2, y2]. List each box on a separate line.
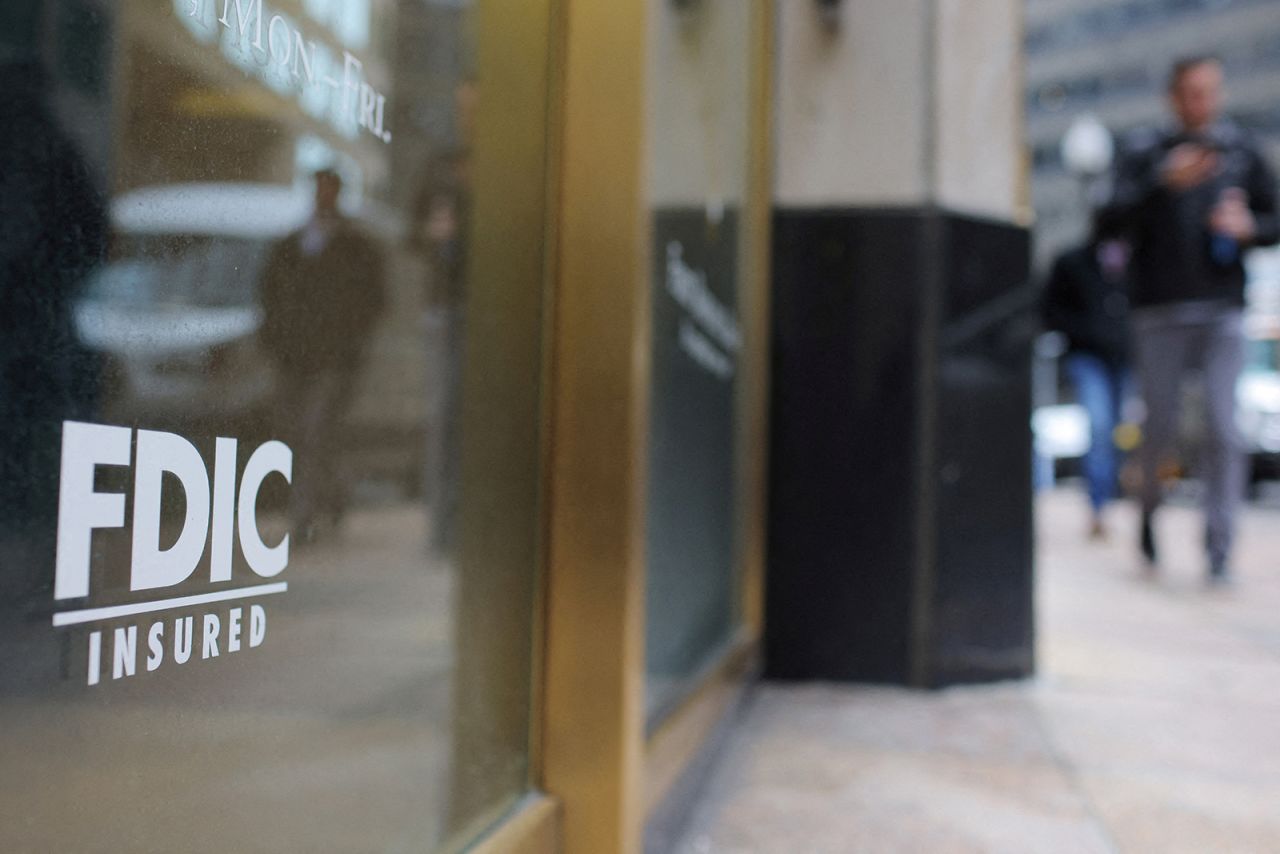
[260, 219, 386, 373]
[1108, 120, 1279, 309]
[1043, 244, 1130, 368]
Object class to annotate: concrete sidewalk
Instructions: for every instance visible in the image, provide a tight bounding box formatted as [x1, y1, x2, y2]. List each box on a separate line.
[675, 489, 1280, 853]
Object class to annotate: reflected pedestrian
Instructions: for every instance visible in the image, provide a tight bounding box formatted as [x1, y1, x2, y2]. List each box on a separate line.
[1043, 210, 1132, 539]
[1107, 56, 1279, 582]
[260, 169, 386, 542]
[410, 79, 474, 557]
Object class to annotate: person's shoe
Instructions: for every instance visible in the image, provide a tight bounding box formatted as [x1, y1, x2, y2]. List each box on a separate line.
[1207, 558, 1233, 588]
[1139, 513, 1157, 565]
[1088, 515, 1108, 541]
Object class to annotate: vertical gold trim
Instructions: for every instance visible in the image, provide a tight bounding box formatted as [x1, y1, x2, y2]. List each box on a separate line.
[466, 795, 561, 854]
[449, 0, 557, 846]
[528, 0, 570, 795]
[1013, 0, 1034, 227]
[737, 0, 775, 640]
[541, 0, 651, 852]
[642, 633, 756, 815]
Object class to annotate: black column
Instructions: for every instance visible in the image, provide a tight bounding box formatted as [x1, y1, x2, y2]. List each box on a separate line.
[765, 206, 1034, 687]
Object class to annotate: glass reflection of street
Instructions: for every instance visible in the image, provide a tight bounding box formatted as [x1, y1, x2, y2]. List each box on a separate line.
[1, 503, 455, 852]
[2, 0, 536, 850]
[261, 168, 386, 543]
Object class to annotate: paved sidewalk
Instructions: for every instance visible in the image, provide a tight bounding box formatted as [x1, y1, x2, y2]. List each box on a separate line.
[675, 489, 1280, 853]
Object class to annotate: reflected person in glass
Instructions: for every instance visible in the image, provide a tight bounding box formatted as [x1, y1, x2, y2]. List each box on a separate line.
[259, 169, 386, 543]
[1107, 56, 1280, 582]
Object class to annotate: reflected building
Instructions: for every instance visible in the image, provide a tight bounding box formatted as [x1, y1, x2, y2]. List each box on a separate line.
[105, 0, 433, 480]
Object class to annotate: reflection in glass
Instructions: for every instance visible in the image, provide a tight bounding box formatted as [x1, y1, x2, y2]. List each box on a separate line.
[0, 1, 536, 850]
[644, 0, 753, 724]
[260, 168, 385, 540]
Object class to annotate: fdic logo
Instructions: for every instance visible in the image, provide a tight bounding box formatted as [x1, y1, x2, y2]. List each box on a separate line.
[54, 421, 292, 686]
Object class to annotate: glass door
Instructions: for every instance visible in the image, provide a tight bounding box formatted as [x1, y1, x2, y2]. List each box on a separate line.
[0, 1, 552, 850]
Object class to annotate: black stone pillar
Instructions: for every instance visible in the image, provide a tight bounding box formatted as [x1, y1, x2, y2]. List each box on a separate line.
[764, 207, 1034, 687]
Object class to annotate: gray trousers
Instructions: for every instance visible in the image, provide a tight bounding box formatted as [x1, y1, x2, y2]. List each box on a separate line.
[280, 367, 360, 533]
[1134, 303, 1246, 564]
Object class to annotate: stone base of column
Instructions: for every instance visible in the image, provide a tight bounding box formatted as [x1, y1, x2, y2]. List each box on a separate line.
[765, 206, 1034, 687]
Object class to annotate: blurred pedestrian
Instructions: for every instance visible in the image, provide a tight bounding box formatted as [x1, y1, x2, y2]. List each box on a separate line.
[409, 78, 475, 557]
[1043, 210, 1132, 539]
[1107, 56, 1279, 582]
[260, 169, 386, 542]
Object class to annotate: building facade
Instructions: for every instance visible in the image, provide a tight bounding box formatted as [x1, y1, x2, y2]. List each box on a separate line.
[1, 1, 1031, 851]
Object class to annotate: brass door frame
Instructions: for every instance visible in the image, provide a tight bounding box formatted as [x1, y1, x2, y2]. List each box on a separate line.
[540, 1, 775, 853]
[540, 0, 653, 850]
[461, 0, 774, 851]
[445, 0, 561, 851]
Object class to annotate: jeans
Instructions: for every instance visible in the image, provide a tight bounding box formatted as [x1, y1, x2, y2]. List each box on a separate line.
[1064, 353, 1128, 512]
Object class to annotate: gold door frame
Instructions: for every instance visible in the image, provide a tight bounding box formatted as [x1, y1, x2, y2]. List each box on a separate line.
[447, 0, 560, 851]
[465, 1, 774, 851]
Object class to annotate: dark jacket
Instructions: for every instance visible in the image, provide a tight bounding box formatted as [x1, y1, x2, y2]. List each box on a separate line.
[410, 149, 470, 307]
[1043, 243, 1130, 368]
[260, 218, 386, 373]
[1108, 120, 1279, 309]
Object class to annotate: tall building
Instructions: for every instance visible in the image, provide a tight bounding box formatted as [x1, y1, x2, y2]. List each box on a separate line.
[1025, 0, 1280, 270]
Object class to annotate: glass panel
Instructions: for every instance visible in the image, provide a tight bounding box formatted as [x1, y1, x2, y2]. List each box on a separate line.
[0, 1, 543, 849]
[644, 0, 753, 724]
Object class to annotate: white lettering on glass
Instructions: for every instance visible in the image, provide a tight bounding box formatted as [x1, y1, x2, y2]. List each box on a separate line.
[55, 422, 131, 600]
[174, 617, 194, 665]
[54, 421, 290, 689]
[81, 609, 268, 685]
[217, 0, 263, 50]
[147, 622, 165, 671]
[185, 0, 391, 144]
[87, 631, 102, 686]
[664, 241, 741, 381]
[228, 607, 243, 653]
[54, 423, 291, 601]
[250, 605, 266, 648]
[112, 625, 137, 680]
[202, 613, 221, 659]
[210, 437, 238, 584]
[130, 429, 211, 592]
[238, 440, 292, 577]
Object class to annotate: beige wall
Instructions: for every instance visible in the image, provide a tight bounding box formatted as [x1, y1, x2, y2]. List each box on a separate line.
[647, 0, 752, 209]
[935, 0, 1023, 221]
[774, 0, 929, 207]
[775, 0, 1024, 221]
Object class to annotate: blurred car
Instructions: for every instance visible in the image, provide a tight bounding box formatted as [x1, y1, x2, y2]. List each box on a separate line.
[1241, 247, 1280, 485]
[1032, 402, 1090, 464]
[73, 184, 310, 427]
[73, 183, 428, 487]
[1240, 315, 1280, 484]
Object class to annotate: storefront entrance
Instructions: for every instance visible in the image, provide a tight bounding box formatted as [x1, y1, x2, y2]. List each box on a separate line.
[0, 2, 771, 851]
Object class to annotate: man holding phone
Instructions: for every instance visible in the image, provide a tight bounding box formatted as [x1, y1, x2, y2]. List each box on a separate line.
[1108, 56, 1279, 583]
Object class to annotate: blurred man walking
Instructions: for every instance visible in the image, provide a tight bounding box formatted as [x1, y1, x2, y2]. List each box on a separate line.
[1043, 211, 1132, 539]
[1109, 56, 1279, 582]
[261, 170, 386, 542]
